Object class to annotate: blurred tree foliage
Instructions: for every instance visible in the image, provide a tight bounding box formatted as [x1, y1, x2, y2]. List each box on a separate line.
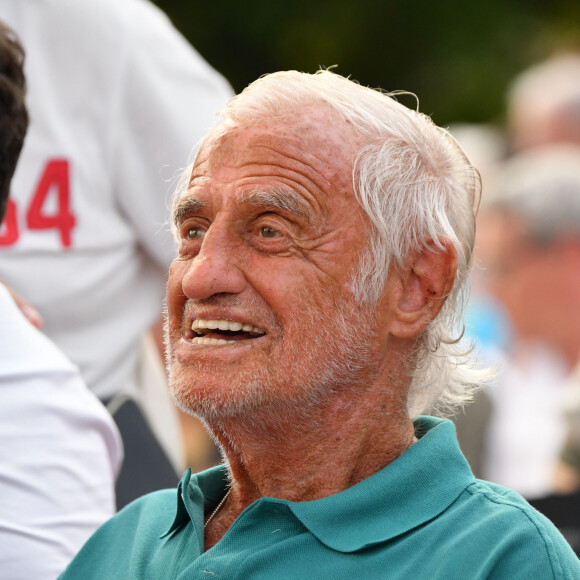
[153, 0, 580, 127]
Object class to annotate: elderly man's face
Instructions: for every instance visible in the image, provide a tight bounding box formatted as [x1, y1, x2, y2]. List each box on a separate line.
[166, 107, 384, 418]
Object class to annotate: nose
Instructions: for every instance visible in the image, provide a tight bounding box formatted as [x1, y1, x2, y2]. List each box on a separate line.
[179, 224, 247, 300]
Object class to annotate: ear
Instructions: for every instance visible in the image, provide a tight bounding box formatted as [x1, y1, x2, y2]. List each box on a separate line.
[387, 239, 458, 339]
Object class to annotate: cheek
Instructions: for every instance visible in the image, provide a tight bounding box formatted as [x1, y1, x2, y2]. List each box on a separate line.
[258, 266, 331, 315]
[247, 260, 306, 301]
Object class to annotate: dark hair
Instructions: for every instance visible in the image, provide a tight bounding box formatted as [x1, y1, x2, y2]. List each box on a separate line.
[0, 21, 28, 221]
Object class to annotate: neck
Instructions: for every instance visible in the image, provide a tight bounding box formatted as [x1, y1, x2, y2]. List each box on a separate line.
[202, 371, 416, 549]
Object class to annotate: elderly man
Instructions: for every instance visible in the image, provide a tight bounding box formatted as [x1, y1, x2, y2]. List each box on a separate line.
[60, 71, 580, 578]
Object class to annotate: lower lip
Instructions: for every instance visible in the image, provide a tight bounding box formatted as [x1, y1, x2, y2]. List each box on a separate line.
[190, 338, 241, 346]
[190, 331, 262, 344]
[175, 335, 265, 359]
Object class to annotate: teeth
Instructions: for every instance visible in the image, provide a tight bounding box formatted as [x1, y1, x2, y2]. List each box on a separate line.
[191, 319, 265, 335]
[191, 337, 235, 345]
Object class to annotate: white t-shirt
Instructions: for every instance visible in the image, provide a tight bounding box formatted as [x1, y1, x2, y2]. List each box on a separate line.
[0, 0, 233, 400]
[482, 343, 570, 499]
[0, 284, 123, 579]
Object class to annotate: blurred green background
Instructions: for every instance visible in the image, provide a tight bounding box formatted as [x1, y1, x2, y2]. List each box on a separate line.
[153, 0, 580, 128]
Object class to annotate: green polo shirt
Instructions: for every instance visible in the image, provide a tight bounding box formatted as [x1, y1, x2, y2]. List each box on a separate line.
[60, 417, 580, 579]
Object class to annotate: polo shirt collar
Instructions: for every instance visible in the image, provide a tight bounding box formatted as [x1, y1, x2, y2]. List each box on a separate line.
[162, 464, 230, 544]
[164, 416, 474, 554]
[287, 416, 475, 552]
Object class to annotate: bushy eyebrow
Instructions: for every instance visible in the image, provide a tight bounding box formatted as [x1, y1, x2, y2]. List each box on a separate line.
[173, 196, 206, 229]
[240, 189, 314, 224]
[172, 189, 314, 229]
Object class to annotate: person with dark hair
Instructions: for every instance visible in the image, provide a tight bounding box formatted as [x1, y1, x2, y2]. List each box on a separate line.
[61, 70, 580, 579]
[0, 21, 122, 579]
[0, 21, 27, 216]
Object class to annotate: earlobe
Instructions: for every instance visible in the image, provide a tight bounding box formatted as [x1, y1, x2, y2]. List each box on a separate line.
[388, 239, 458, 339]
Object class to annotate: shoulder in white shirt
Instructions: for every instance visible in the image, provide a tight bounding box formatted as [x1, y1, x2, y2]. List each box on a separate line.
[0, 284, 122, 579]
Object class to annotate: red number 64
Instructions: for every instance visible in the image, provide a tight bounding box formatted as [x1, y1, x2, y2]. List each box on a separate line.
[0, 159, 76, 248]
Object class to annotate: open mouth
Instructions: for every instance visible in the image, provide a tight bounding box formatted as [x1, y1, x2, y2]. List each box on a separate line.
[190, 319, 266, 345]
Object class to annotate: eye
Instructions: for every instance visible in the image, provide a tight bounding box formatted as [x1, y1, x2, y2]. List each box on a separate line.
[186, 227, 206, 240]
[259, 226, 279, 238]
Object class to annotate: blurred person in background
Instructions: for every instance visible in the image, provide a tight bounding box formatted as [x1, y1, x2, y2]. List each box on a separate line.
[508, 53, 580, 498]
[0, 20, 122, 579]
[455, 53, 580, 498]
[474, 145, 580, 500]
[0, 0, 233, 508]
[464, 53, 580, 499]
[507, 52, 580, 152]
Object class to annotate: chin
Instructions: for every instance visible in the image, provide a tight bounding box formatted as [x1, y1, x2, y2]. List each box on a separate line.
[168, 362, 272, 420]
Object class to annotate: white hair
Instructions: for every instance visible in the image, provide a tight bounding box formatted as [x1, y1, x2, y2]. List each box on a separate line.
[183, 69, 491, 417]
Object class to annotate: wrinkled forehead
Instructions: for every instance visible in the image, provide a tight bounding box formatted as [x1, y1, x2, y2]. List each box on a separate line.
[190, 105, 360, 187]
